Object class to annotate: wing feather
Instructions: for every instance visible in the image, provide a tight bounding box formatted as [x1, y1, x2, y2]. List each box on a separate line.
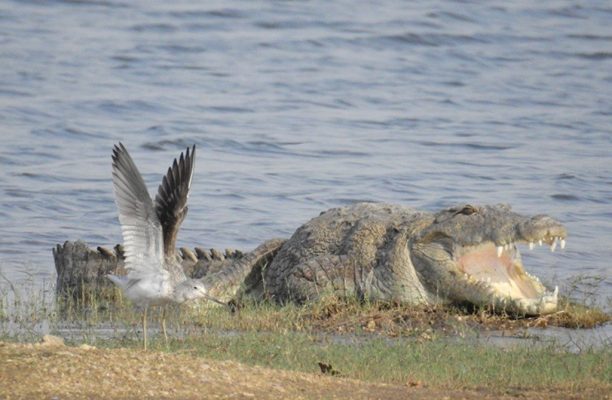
[112, 143, 165, 279]
[154, 145, 196, 257]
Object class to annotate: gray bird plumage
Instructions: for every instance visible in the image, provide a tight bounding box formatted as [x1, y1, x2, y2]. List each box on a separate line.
[107, 143, 208, 349]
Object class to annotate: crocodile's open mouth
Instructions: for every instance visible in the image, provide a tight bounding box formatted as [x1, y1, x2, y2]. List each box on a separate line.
[457, 242, 545, 298]
[455, 236, 564, 313]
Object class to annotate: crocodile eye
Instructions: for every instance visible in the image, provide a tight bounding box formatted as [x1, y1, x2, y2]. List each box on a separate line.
[455, 205, 478, 216]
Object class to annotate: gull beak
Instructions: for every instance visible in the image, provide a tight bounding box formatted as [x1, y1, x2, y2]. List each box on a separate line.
[204, 294, 230, 308]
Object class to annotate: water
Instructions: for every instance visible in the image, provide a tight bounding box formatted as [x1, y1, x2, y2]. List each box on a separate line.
[0, 1, 610, 305]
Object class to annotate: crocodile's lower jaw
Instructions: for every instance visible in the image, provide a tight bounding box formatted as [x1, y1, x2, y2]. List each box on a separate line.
[457, 242, 558, 310]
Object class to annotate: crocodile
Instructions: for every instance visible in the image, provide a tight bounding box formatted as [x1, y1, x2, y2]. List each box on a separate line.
[55, 202, 566, 316]
[231, 202, 565, 315]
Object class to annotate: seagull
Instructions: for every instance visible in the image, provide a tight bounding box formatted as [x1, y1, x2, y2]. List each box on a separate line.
[107, 143, 211, 350]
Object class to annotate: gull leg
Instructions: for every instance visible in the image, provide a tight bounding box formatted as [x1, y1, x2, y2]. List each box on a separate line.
[143, 305, 148, 351]
[161, 306, 168, 347]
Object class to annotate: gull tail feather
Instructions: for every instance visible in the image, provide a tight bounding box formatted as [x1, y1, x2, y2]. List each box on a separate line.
[107, 274, 129, 289]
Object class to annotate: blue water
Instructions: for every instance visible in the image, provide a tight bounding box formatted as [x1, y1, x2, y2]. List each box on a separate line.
[0, 1, 610, 303]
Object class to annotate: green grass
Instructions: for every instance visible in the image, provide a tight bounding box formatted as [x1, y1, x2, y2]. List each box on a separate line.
[98, 329, 610, 392]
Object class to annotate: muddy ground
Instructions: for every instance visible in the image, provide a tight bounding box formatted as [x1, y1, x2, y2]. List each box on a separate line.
[0, 336, 607, 400]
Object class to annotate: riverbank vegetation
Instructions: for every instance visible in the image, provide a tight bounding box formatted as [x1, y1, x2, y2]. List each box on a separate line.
[0, 276, 610, 398]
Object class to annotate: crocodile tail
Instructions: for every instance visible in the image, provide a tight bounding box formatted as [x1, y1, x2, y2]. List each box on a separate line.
[203, 238, 286, 302]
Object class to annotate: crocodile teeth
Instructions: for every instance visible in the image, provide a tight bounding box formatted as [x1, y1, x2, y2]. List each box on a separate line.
[538, 239, 543, 246]
[496, 246, 503, 257]
[546, 286, 559, 302]
[550, 239, 557, 252]
[560, 238, 566, 249]
[528, 242, 534, 250]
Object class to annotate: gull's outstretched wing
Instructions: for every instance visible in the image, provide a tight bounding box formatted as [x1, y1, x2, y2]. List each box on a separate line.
[154, 145, 196, 258]
[112, 143, 164, 279]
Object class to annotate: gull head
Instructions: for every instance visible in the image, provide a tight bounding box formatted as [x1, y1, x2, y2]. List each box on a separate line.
[173, 279, 209, 303]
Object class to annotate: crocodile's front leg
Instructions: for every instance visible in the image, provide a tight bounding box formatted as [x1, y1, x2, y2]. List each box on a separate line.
[239, 254, 359, 304]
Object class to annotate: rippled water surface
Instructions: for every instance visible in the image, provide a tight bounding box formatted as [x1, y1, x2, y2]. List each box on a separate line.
[0, 1, 610, 301]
